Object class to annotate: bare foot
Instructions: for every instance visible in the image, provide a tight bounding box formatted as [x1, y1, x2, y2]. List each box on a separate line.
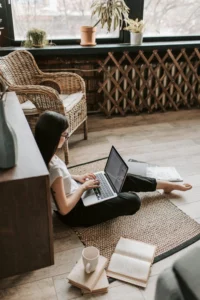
[163, 183, 192, 194]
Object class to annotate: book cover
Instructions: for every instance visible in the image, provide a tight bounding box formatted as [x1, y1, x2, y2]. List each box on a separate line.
[81, 270, 109, 294]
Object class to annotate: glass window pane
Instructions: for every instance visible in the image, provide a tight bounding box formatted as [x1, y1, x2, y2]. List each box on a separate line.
[11, 0, 119, 41]
[144, 0, 200, 37]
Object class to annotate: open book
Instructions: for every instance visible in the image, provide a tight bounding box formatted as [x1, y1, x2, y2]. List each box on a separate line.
[124, 157, 183, 182]
[107, 237, 156, 288]
[67, 255, 108, 292]
[146, 166, 183, 182]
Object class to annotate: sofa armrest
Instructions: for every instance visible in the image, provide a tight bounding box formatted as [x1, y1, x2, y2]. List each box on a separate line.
[155, 268, 184, 300]
[173, 246, 200, 300]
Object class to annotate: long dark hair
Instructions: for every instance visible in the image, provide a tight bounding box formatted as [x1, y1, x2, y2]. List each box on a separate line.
[35, 111, 69, 166]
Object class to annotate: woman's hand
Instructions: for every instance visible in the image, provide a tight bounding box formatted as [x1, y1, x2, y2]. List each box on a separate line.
[82, 179, 100, 191]
[75, 173, 96, 183]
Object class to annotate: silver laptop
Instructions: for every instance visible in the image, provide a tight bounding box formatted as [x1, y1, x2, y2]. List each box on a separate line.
[82, 146, 128, 206]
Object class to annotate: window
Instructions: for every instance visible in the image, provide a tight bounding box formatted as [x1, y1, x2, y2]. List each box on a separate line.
[1, 0, 199, 47]
[10, 0, 119, 41]
[144, 0, 200, 37]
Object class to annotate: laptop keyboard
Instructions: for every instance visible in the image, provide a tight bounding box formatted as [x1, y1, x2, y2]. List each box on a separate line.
[95, 173, 115, 200]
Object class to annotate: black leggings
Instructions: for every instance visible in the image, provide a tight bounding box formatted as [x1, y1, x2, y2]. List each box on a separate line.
[56, 174, 157, 227]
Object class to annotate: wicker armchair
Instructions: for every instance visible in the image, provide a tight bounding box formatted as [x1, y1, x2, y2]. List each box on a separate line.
[0, 50, 88, 164]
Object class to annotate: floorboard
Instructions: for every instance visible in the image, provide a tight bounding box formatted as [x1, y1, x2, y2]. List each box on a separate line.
[1, 110, 200, 299]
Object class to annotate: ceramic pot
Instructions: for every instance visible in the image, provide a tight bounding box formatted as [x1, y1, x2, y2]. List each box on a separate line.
[130, 32, 143, 45]
[80, 26, 96, 46]
[32, 44, 44, 48]
[0, 92, 18, 169]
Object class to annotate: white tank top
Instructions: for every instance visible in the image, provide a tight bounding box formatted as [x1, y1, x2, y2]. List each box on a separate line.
[49, 155, 79, 211]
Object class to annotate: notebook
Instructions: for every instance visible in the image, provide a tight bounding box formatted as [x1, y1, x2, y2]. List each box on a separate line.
[67, 255, 108, 292]
[124, 157, 183, 182]
[107, 237, 156, 288]
[146, 166, 183, 182]
[81, 270, 109, 294]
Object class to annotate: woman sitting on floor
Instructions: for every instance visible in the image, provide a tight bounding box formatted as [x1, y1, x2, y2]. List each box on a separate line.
[35, 111, 192, 227]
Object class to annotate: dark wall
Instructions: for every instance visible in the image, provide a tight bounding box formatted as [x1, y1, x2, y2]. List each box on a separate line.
[35, 54, 105, 112]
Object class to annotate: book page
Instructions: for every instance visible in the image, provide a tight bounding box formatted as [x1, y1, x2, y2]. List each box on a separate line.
[146, 166, 183, 181]
[107, 253, 151, 282]
[115, 237, 156, 263]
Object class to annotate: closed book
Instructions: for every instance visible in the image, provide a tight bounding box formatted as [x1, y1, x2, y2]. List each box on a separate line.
[68, 255, 108, 292]
[81, 270, 109, 294]
[107, 237, 156, 288]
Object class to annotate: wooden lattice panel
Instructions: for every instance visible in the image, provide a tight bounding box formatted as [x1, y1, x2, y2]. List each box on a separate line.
[97, 49, 200, 117]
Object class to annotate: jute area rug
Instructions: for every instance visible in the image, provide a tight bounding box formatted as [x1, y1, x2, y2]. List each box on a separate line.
[69, 158, 200, 263]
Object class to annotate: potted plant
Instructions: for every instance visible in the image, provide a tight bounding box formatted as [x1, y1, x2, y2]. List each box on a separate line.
[124, 18, 145, 45]
[80, 0, 130, 46]
[24, 28, 47, 48]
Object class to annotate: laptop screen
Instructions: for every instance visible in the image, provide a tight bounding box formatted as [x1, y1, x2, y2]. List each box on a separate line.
[105, 146, 128, 193]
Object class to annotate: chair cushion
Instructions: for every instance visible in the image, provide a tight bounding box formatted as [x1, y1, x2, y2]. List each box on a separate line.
[20, 92, 84, 115]
[20, 100, 38, 115]
[60, 92, 84, 112]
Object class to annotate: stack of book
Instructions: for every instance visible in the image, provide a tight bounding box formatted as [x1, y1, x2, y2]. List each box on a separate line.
[67, 237, 157, 295]
[67, 255, 109, 295]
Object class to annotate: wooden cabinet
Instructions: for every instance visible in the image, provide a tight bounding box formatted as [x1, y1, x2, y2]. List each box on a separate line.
[0, 92, 54, 279]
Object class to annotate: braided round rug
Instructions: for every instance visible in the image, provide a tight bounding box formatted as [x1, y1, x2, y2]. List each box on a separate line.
[69, 158, 200, 263]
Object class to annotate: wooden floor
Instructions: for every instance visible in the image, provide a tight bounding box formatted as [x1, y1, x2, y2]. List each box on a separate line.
[1, 109, 200, 300]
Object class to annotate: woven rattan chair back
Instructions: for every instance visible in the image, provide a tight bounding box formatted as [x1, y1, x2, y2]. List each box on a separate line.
[0, 50, 88, 164]
[0, 50, 41, 86]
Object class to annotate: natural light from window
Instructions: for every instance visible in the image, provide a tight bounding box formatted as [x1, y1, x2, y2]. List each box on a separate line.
[144, 0, 200, 37]
[11, 0, 119, 41]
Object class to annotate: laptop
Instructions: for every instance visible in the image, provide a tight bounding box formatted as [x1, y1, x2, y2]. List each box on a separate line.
[124, 158, 183, 182]
[82, 146, 128, 207]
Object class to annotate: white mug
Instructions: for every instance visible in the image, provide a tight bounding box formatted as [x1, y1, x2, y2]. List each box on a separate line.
[82, 246, 99, 274]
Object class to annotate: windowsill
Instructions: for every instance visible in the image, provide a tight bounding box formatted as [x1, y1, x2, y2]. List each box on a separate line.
[0, 41, 199, 56]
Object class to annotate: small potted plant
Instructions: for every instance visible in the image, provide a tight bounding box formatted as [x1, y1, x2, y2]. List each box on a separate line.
[24, 28, 47, 48]
[124, 18, 145, 45]
[80, 0, 130, 46]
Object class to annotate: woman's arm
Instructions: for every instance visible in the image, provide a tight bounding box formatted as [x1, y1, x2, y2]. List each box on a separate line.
[51, 176, 99, 215]
[71, 175, 81, 181]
